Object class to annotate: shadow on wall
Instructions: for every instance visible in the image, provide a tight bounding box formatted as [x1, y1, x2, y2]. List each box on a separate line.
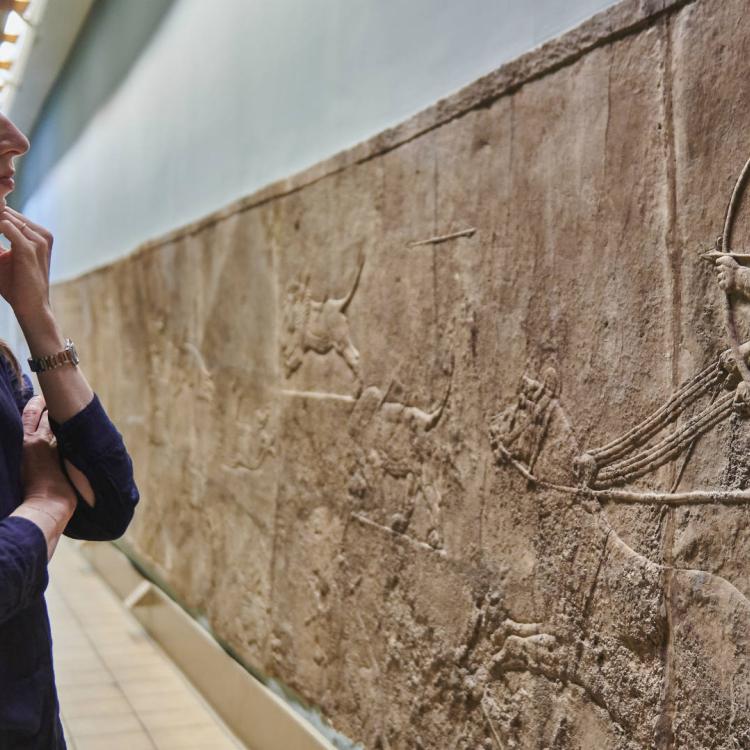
[11, 0, 177, 210]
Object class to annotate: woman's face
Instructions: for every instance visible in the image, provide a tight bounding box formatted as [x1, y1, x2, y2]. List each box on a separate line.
[0, 112, 29, 206]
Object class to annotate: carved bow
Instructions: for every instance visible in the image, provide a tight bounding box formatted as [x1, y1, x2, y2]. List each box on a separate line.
[719, 156, 750, 387]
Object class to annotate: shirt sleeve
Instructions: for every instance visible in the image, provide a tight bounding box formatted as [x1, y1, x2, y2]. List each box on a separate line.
[48, 393, 140, 542]
[0, 516, 49, 626]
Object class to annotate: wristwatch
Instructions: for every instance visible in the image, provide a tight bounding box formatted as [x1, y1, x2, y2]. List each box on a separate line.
[28, 338, 80, 373]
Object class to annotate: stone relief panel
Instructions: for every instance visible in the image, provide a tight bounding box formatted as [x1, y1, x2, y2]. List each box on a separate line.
[485, 152, 750, 747]
[50, 1, 750, 747]
[670, 4, 750, 742]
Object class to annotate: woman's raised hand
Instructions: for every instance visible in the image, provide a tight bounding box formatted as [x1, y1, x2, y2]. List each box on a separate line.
[0, 207, 53, 322]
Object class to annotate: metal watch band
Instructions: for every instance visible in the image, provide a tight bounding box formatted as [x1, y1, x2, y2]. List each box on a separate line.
[27, 338, 80, 373]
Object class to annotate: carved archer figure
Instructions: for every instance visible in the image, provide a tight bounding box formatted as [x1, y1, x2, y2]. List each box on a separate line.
[709, 245, 750, 413]
[489, 366, 560, 475]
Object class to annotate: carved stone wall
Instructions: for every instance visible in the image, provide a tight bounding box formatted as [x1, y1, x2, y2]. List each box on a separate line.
[52, 0, 750, 746]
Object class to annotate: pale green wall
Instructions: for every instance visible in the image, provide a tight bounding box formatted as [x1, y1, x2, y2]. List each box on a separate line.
[15, 0, 619, 285]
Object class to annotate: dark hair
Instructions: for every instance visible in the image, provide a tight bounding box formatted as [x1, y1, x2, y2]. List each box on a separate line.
[0, 339, 22, 382]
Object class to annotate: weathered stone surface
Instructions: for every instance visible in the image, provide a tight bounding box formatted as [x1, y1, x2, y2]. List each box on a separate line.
[51, 0, 750, 746]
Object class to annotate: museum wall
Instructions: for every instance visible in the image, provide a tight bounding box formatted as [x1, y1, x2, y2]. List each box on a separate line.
[51, 0, 750, 746]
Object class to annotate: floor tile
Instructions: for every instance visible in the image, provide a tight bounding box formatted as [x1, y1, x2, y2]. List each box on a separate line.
[65, 711, 143, 737]
[148, 723, 242, 749]
[47, 539, 245, 750]
[61, 694, 136, 719]
[73, 729, 156, 750]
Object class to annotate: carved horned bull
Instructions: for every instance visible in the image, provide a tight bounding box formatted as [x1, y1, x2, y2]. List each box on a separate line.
[281, 256, 365, 383]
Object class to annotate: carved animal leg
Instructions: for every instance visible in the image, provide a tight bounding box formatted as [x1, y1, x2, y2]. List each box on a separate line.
[282, 335, 304, 377]
[387, 471, 417, 534]
[339, 339, 362, 378]
[420, 471, 444, 549]
[495, 618, 545, 640]
[489, 632, 558, 676]
[734, 381, 750, 417]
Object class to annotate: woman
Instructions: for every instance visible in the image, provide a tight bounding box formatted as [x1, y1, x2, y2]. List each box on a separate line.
[0, 112, 139, 748]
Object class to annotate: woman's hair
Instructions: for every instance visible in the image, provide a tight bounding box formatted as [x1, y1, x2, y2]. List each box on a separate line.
[0, 338, 22, 382]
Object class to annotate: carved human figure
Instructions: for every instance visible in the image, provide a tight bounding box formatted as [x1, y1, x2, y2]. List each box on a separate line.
[229, 408, 276, 472]
[347, 378, 452, 548]
[714, 255, 750, 411]
[489, 366, 561, 473]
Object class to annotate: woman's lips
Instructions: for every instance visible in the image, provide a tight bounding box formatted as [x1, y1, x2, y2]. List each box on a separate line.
[0, 176, 14, 188]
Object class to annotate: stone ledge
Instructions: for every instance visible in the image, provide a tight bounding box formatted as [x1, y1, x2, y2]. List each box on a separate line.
[78, 539, 341, 750]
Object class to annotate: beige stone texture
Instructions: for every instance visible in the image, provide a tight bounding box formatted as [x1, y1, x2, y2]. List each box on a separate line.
[51, 0, 750, 746]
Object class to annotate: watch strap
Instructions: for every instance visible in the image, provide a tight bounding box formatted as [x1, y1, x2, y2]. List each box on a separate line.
[28, 338, 80, 373]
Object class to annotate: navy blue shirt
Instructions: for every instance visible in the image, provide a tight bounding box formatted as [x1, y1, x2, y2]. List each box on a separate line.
[0, 354, 139, 748]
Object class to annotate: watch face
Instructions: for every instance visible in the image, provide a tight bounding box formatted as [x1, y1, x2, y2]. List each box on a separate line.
[65, 339, 79, 366]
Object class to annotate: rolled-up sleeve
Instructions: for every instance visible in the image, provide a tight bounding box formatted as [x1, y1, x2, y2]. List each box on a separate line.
[0, 516, 49, 626]
[49, 393, 140, 541]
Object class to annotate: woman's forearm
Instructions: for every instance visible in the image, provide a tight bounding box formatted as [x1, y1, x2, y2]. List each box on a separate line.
[10, 498, 75, 561]
[16, 304, 94, 424]
[0, 206, 93, 425]
[17, 304, 96, 506]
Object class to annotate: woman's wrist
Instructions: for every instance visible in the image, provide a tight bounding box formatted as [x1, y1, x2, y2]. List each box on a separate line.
[21, 503, 67, 525]
[22, 492, 76, 517]
[12, 499, 74, 562]
[14, 499, 74, 530]
[16, 304, 65, 358]
[16, 306, 94, 423]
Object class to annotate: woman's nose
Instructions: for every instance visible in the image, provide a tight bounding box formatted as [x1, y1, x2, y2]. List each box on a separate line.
[0, 115, 29, 157]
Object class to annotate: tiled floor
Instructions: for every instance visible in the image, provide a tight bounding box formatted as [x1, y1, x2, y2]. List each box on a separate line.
[46, 537, 246, 750]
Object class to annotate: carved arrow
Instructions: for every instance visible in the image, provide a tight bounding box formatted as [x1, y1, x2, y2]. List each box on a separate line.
[701, 250, 750, 263]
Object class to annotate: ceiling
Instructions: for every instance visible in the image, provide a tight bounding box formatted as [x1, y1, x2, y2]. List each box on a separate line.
[5, 0, 96, 134]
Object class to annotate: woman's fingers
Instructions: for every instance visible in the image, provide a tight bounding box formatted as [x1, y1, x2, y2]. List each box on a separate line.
[22, 394, 45, 435]
[0, 211, 51, 278]
[0, 209, 53, 315]
[1, 207, 53, 249]
[0, 217, 32, 249]
[1, 210, 47, 251]
[0, 215, 49, 276]
[37, 409, 55, 444]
